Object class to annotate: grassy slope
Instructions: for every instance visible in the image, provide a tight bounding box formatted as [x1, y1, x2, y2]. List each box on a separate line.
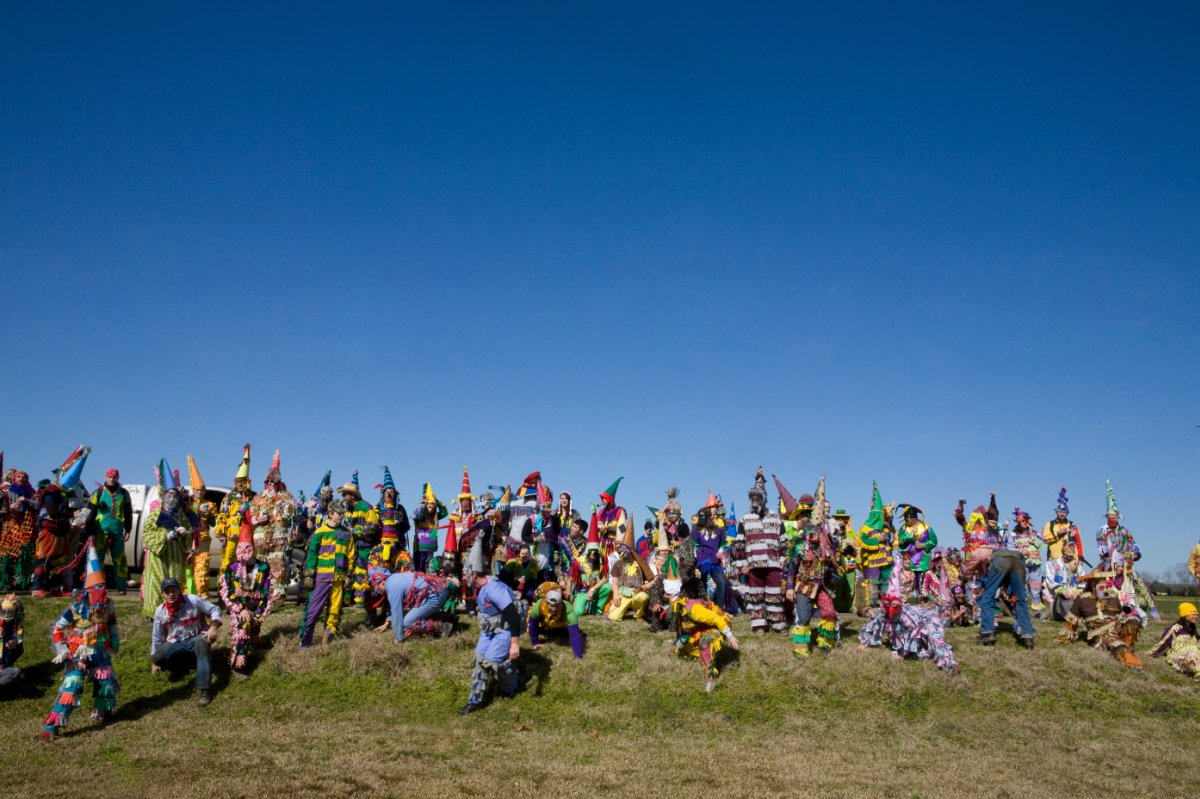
[3, 595, 1199, 799]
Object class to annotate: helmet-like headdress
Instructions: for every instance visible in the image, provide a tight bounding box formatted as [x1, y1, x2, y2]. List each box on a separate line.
[1055, 486, 1069, 515]
[1105, 480, 1120, 519]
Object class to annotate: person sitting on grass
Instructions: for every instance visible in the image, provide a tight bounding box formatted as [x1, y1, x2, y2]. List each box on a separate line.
[670, 576, 739, 693]
[526, 581, 583, 658]
[0, 594, 31, 699]
[150, 577, 223, 707]
[859, 568, 959, 672]
[1151, 602, 1200, 679]
[459, 570, 523, 715]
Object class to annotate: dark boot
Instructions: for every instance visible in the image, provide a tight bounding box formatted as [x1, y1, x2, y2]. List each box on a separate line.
[458, 702, 482, 715]
[978, 632, 997, 646]
[198, 689, 212, 707]
[1019, 637, 1035, 650]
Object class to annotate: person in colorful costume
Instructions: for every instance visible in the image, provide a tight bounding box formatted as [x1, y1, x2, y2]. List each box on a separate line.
[459, 493, 503, 614]
[1189, 538, 1200, 583]
[411, 482, 447, 575]
[594, 477, 629, 558]
[31, 484, 73, 597]
[857, 482, 895, 610]
[733, 468, 788, 635]
[378, 568, 454, 642]
[1096, 480, 1160, 621]
[299, 499, 352, 648]
[522, 482, 562, 582]
[503, 473, 540, 562]
[954, 492, 1001, 577]
[562, 519, 611, 617]
[690, 493, 729, 610]
[1151, 603, 1200, 679]
[85, 468, 133, 593]
[1, 593, 31, 699]
[502, 544, 541, 604]
[787, 478, 840, 656]
[337, 474, 379, 607]
[920, 549, 956, 625]
[363, 540, 412, 626]
[896, 504, 937, 603]
[0, 470, 38, 590]
[859, 568, 958, 671]
[1053, 567, 1145, 669]
[607, 527, 654, 620]
[556, 491, 580, 549]
[1044, 539, 1082, 621]
[671, 577, 739, 692]
[247, 451, 296, 604]
[644, 530, 681, 633]
[1002, 509, 1045, 615]
[216, 445, 256, 572]
[150, 577, 223, 706]
[218, 521, 273, 677]
[374, 467, 411, 559]
[184, 455, 216, 598]
[459, 571, 523, 714]
[296, 472, 334, 596]
[142, 461, 198, 618]
[526, 581, 584, 658]
[447, 466, 477, 567]
[39, 539, 121, 741]
[1042, 487, 1084, 591]
[830, 509, 858, 613]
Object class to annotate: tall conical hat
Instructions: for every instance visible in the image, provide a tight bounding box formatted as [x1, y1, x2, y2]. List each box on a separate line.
[172, 469, 183, 496]
[986, 492, 999, 523]
[458, 467, 472, 500]
[270, 450, 281, 474]
[422, 482, 437, 504]
[56, 445, 86, 478]
[619, 524, 653, 581]
[813, 476, 827, 528]
[314, 470, 332, 496]
[156, 459, 178, 494]
[1106, 480, 1120, 518]
[84, 536, 105, 591]
[237, 516, 254, 549]
[655, 521, 671, 551]
[352, 471, 360, 489]
[704, 490, 719, 509]
[536, 481, 552, 508]
[1055, 486, 1069, 514]
[59, 447, 90, 490]
[497, 485, 512, 509]
[773, 475, 797, 517]
[378, 466, 396, 493]
[585, 515, 602, 553]
[235, 444, 251, 481]
[600, 477, 623, 504]
[444, 523, 458, 554]
[187, 455, 206, 495]
[883, 557, 903, 599]
[863, 481, 885, 530]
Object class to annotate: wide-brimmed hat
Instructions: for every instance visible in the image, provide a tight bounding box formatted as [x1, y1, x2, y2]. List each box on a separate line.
[338, 482, 361, 500]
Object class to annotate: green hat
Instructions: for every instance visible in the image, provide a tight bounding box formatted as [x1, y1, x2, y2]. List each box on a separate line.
[1105, 480, 1120, 518]
[600, 477, 623, 504]
[863, 481, 885, 530]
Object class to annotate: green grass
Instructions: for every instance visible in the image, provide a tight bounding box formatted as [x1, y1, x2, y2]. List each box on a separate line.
[2, 595, 1199, 798]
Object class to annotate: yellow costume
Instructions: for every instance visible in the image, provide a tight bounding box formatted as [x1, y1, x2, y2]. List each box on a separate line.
[671, 596, 731, 682]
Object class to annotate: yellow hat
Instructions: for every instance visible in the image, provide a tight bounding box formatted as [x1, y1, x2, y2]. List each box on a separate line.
[235, 444, 251, 481]
[1179, 602, 1197, 618]
[423, 482, 437, 504]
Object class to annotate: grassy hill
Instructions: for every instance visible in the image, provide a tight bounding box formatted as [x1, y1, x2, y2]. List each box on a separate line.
[3, 594, 1198, 799]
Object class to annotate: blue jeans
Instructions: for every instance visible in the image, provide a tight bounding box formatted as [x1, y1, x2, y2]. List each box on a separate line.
[701, 562, 727, 611]
[151, 635, 213, 689]
[393, 587, 448, 643]
[979, 554, 1035, 639]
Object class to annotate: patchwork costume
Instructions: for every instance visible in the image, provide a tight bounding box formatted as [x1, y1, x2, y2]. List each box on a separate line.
[0, 473, 38, 590]
[411, 483, 447, 575]
[733, 469, 788, 634]
[218, 523, 274, 670]
[1095, 480, 1159, 621]
[860, 568, 957, 671]
[248, 451, 297, 603]
[857, 482, 894, 609]
[87, 475, 133, 592]
[1151, 609, 1200, 679]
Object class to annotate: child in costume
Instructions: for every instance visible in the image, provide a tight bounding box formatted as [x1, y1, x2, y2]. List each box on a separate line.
[39, 539, 121, 741]
[218, 521, 274, 676]
[859, 567, 958, 672]
[299, 499, 352, 648]
[562, 519, 611, 617]
[671, 577, 739, 693]
[526, 581, 583, 658]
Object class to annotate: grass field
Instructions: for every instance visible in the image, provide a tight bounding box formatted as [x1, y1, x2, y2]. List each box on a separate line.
[3, 594, 1199, 799]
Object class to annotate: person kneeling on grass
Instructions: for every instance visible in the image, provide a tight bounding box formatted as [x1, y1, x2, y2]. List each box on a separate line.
[527, 581, 583, 658]
[670, 577, 739, 693]
[459, 571, 523, 715]
[858, 568, 958, 673]
[150, 578, 223, 707]
[375, 569, 456, 641]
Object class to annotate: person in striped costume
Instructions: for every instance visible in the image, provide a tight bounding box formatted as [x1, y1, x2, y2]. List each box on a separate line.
[299, 499, 352, 648]
[733, 467, 788, 635]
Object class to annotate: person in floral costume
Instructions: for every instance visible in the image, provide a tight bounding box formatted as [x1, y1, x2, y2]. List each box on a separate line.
[142, 461, 197, 618]
[216, 445, 256, 571]
[1151, 603, 1200, 679]
[248, 451, 296, 603]
[1002, 509, 1045, 615]
[859, 568, 958, 671]
[671, 577, 739, 692]
[218, 523, 273, 676]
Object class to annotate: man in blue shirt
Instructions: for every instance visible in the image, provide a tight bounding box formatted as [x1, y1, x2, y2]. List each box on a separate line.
[460, 572, 522, 715]
[150, 578, 223, 706]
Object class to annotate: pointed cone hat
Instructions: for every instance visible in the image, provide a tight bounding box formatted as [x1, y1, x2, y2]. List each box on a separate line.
[1106, 480, 1120, 518]
[986, 492, 999, 523]
[315, 470, 332, 496]
[585, 515, 602, 552]
[187, 455, 206, 495]
[458, 467, 472, 500]
[235, 444, 251, 481]
[84, 536, 106, 591]
[600, 477, 623, 504]
[352, 471, 360, 489]
[60, 447, 90, 490]
[813, 475, 827, 529]
[57, 446, 86, 478]
[270, 449, 281, 474]
[883, 558, 904, 598]
[381, 466, 396, 493]
[773, 475, 797, 517]
[704, 490, 719, 509]
[422, 482, 437, 504]
[498, 485, 512, 505]
[157, 459, 178, 493]
[863, 481, 885, 530]
[1056, 486, 1069, 514]
[620, 523, 653, 581]
[444, 523, 458, 554]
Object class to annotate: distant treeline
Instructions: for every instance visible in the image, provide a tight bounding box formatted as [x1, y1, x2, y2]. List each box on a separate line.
[1142, 562, 1199, 597]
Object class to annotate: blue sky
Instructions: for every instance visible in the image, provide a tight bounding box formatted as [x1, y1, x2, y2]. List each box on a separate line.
[2, 3, 1197, 572]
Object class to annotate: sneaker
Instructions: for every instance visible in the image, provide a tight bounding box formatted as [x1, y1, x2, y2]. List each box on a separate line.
[704, 679, 715, 693]
[458, 702, 482, 715]
[198, 689, 212, 707]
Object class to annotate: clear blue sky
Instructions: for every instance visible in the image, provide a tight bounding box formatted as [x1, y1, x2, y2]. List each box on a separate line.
[2, 3, 1197, 573]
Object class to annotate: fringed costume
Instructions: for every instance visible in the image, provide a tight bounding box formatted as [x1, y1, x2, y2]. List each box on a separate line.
[857, 481, 894, 609]
[1151, 610, 1200, 679]
[249, 451, 297, 603]
[0, 473, 37, 590]
[218, 522, 274, 670]
[142, 461, 197, 618]
[562, 523, 611, 617]
[896, 504, 937, 603]
[461, 577, 522, 713]
[527, 582, 583, 658]
[733, 469, 788, 634]
[1053, 570, 1145, 669]
[671, 580, 736, 691]
[594, 477, 629, 558]
[1096, 480, 1159, 621]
